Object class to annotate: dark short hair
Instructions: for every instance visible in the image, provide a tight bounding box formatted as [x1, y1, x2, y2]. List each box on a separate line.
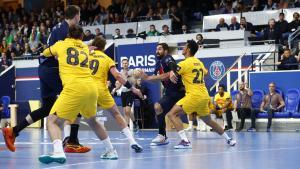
[122, 58, 128, 62]
[92, 36, 106, 51]
[218, 84, 226, 90]
[240, 17, 246, 20]
[279, 12, 285, 16]
[196, 34, 203, 39]
[115, 28, 120, 31]
[186, 40, 198, 56]
[162, 25, 168, 29]
[127, 28, 134, 33]
[65, 5, 80, 20]
[158, 43, 169, 51]
[68, 25, 83, 39]
[150, 24, 155, 28]
[283, 48, 290, 52]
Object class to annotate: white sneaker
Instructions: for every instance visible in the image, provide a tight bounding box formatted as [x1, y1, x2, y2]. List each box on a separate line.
[174, 140, 192, 149]
[150, 134, 169, 146]
[100, 149, 118, 160]
[227, 138, 236, 146]
[196, 126, 202, 131]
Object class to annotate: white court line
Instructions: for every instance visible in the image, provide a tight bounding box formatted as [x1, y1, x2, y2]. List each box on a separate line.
[43, 146, 300, 169]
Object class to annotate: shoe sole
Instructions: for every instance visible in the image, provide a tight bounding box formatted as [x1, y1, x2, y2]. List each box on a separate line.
[100, 157, 118, 160]
[150, 142, 169, 146]
[39, 156, 66, 164]
[64, 147, 91, 153]
[131, 144, 143, 153]
[2, 128, 15, 152]
[174, 146, 192, 149]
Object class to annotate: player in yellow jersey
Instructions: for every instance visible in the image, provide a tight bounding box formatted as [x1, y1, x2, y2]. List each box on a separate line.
[38, 26, 118, 164]
[88, 37, 143, 153]
[166, 40, 236, 149]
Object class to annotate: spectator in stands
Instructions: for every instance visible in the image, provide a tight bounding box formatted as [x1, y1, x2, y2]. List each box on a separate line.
[248, 82, 285, 132]
[240, 17, 255, 34]
[0, 52, 12, 68]
[14, 43, 23, 57]
[263, 18, 280, 44]
[3, 30, 13, 45]
[250, 0, 263, 12]
[6, 43, 16, 61]
[277, 0, 290, 9]
[196, 33, 204, 46]
[39, 24, 49, 46]
[216, 18, 229, 31]
[169, 5, 183, 34]
[113, 28, 123, 39]
[28, 32, 40, 54]
[295, 0, 300, 7]
[277, 48, 299, 70]
[0, 39, 7, 53]
[147, 25, 160, 36]
[125, 29, 136, 38]
[224, 1, 236, 14]
[127, 11, 138, 22]
[180, 24, 191, 34]
[263, 0, 277, 10]
[235, 1, 247, 13]
[83, 29, 95, 41]
[161, 25, 171, 36]
[23, 43, 32, 56]
[234, 82, 253, 132]
[229, 16, 240, 30]
[211, 84, 234, 131]
[276, 12, 289, 44]
[95, 28, 104, 38]
[289, 12, 300, 33]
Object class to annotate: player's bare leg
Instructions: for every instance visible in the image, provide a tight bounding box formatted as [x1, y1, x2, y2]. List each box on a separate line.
[166, 105, 191, 149]
[85, 116, 118, 160]
[38, 114, 66, 164]
[200, 115, 236, 146]
[108, 104, 143, 152]
[124, 106, 138, 132]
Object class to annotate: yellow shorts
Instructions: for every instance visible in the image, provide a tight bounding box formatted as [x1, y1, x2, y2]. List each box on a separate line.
[176, 94, 210, 117]
[50, 78, 98, 122]
[97, 87, 115, 109]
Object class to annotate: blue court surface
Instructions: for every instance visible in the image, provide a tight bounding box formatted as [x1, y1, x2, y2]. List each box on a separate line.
[0, 129, 300, 169]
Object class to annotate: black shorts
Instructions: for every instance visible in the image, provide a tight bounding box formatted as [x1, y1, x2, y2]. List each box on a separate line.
[38, 64, 63, 99]
[121, 91, 133, 107]
[159, 91, 185, 115]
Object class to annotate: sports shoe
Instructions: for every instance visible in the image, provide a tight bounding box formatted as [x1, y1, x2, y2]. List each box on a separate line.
[247, 127, 257, 132]
[39, 154, 66, 164]
[64, 143, 91, 153]
[100, 149, 118, 160]
[227, 138, 236, 146]
[2, 127, 16, 152]
[150, 134, 169, 146]
[266, 128, 271, 132]
[235, 128, 243, 132]
[131, 143, 143, 153]
[174, 140, 192, 149]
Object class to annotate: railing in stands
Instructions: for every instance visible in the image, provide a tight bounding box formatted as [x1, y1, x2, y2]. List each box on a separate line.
[0, 64, 15, 77]
[288, 27, 300, 50]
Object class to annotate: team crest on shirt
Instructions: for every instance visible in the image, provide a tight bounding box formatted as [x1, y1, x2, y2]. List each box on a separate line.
[209, 61, 225, 80]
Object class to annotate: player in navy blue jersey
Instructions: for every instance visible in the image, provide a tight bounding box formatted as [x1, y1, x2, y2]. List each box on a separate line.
[2, 5, 90, 153]
[138, 43, 185, 146]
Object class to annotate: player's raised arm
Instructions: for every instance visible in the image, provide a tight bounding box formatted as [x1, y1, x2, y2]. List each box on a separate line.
[109, 67, 143, 99]
[136, 69, 170, 81]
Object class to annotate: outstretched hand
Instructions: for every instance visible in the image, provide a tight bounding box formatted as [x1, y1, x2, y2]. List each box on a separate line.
[169, 70, 178, 83]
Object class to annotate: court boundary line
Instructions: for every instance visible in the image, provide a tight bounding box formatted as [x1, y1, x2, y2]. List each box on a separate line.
[43, 146, 300, 169]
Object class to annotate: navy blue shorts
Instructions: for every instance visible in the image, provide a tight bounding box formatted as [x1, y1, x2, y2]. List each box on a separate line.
[158, 91, 185, 115]
[38, 64, 63, 99]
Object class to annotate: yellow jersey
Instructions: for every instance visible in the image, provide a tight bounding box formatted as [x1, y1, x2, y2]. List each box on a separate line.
[214, 92, 233, 108]
[43, 38, 91, 85]
[177, 56, 209, 97]
[89, 50, 115, 88]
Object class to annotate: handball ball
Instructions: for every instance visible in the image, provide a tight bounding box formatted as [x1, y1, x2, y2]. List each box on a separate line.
[133, 68, 142, 77]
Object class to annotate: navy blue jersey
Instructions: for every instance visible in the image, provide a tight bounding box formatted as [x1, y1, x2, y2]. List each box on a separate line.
[39, 20, 69, 66]
[154, 55, 184, 95]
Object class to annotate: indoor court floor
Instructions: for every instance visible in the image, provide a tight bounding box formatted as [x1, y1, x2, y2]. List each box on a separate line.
[0, 129, 300, 169]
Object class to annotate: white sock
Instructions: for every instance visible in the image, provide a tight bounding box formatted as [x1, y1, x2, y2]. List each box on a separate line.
[122, 127, 137, 145]
[178, 130, 189, 142]
[102, 137, 114, 151]
[222, 133, 231, 141]
[64, 124, 71, 139]
[196, 117, 201, 128]
[53, 139, 65, 157]
[188, 121, 193, 129]
[222, 113, 228, 126]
